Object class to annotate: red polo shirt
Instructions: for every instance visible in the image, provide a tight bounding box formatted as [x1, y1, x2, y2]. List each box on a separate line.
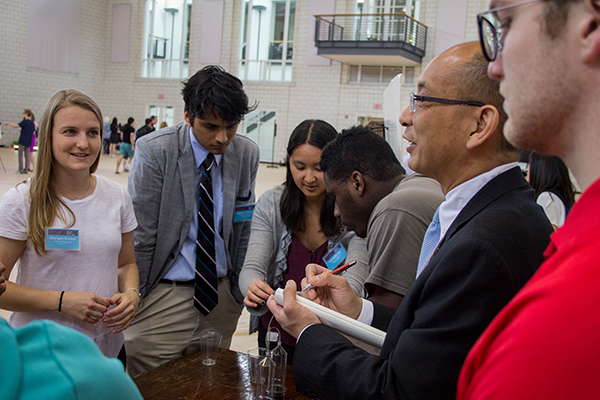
[457, 177, 600, 399]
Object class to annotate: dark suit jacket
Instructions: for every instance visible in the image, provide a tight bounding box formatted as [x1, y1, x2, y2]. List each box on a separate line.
[293, 167, 553, 400]
[128, 122, 259, 302]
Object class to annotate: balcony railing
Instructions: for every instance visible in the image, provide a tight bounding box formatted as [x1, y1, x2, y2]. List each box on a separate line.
[314, 13, 427, 61]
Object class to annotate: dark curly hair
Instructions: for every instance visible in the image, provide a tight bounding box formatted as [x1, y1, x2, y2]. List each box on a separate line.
[182, 65, 256, 125]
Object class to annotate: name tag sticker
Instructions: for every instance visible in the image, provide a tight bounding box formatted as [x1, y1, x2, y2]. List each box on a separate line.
[234, 204, 255, 222]
[323, 242, 347, 270]
[45, 229, 80, 251]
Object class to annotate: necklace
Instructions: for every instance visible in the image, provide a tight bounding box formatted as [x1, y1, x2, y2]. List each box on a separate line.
[56, 177, 92, 200]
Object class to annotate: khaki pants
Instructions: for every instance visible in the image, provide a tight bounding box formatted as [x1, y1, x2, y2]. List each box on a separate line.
[124, 277, 243, 377]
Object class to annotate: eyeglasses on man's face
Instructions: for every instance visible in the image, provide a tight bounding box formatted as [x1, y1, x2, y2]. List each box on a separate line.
[409, 92, 485, 113]
[477, 0, 543, 62]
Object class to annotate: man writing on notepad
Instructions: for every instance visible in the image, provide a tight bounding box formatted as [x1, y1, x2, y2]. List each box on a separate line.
[267, 42, 553, 400]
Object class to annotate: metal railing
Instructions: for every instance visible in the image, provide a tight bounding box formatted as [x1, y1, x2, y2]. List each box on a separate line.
[315, 13, 427, 52]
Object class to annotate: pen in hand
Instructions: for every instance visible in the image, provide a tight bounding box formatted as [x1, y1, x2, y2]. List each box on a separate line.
[302, 261, 357, 292]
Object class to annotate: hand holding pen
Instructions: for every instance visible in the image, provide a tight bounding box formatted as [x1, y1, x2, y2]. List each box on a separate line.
[302, 261, 357, 292]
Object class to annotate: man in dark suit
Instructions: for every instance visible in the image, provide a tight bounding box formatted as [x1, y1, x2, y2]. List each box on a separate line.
[267, 42, 553, 399]
[134, 118, 153, 142]
[124, 66, 259, 377]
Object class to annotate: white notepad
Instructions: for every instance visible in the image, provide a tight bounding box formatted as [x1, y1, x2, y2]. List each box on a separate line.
[274, 289, 386, 348]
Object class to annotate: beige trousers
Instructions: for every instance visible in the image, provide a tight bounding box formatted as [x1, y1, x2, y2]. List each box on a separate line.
[124, 277, 243, 377]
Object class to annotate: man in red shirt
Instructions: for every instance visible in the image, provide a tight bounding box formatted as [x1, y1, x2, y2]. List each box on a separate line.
[458, 1, 600, 399]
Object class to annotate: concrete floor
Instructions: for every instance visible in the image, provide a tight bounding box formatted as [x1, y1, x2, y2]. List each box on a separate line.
[0, 146, 286, 353]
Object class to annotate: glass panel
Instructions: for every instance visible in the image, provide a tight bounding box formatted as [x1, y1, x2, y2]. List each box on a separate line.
[349, 65, 359, 83]
[182, 60, 189, 78]
[165, 106, 175, 127]
[403, 66, 415, 85]
[269, 2, 286, 59]
[142, 0, 192, 79]
[242, 110, 259, 143]
[240, 1, 249, 59]
[284, 61, 292, 81]
[286, 1, 295, 61]
[142, 0, 153, 77]
[148, 106, 175, 128]
[382, 66, 403, 83]
[361, 66, 381, 83]
[287, 1, 295, 41]
[238, 0, 294, 82]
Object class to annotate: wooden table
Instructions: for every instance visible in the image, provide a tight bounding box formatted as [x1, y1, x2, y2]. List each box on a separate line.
[133, 348, 309, 399]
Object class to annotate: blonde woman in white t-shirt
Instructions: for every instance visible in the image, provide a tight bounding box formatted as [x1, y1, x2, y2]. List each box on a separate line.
[0, 90, 140, 358]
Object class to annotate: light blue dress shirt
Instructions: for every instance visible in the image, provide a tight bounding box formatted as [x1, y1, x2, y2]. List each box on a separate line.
[163, 127, 228, 280]
[353, 162, 520, 328]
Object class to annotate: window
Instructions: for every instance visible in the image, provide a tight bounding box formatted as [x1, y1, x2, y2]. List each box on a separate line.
[355, 0, 421, 43]
[148, 105, 175, 127]
[357, 0, 419, 18]
[142, 0, 192, 79]
[349, 65, 415, 85]
[238, 0, 296, 82]
[240, 110, 276, 162]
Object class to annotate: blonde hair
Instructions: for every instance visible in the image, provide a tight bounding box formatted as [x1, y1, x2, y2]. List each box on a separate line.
[28, 90, 103, 255]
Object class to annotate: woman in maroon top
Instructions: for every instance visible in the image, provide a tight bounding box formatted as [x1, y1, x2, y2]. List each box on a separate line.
[240, 120, 365, 364]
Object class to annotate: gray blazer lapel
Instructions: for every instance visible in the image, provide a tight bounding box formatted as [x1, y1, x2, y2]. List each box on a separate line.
[221, 141, 241, 243]
[178, 124, 196, 244]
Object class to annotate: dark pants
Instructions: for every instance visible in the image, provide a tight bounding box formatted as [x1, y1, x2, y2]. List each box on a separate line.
[103, 138, 111, 154]
[18, 145, 30, 173]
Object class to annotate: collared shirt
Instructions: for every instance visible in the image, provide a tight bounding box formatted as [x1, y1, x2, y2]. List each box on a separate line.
[438, 162, 519, 242]
[356, 162, 519, 326]
[163, 127, 227, 280]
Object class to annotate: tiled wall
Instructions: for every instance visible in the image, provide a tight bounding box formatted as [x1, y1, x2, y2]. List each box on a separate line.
[0, 0, 109, 144]
[0, 0, 489, 163]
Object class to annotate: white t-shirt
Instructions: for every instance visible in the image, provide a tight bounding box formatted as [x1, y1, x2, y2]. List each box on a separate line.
[537, 191, 566, 227]
[0, 174, 137, 357]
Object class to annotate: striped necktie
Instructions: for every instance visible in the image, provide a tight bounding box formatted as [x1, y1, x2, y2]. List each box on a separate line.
[194, 153, 218, 315]
[416, 207, 441, 278]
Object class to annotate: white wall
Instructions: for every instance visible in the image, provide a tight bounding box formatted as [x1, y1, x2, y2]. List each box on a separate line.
[0, 0, 108, 144]
[0, 0, 489, 158]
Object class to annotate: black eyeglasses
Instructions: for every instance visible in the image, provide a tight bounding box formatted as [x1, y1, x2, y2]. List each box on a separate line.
[409, 92, 485, 113]
[477, 0, 543, 62]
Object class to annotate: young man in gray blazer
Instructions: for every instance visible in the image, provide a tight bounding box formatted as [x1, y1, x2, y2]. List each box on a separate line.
[124, 66, 259, 377]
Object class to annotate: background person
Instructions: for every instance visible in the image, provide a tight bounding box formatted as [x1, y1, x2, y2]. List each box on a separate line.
[528, 152, 575, 229]
[3, 109, 35, 174]
[116, 117, 134, 174]
[239, 119, 368, 363]
[135, 118, 154, 142]
[103, 116, 111, 155]
[0, 89, 140, 358]
[28, 112, 38, 173]
[109, 117, 120, 157]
